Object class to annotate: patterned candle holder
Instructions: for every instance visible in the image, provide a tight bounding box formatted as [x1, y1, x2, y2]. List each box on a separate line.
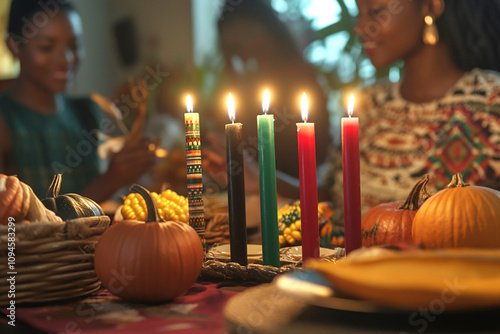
[185, 96, 206, 254]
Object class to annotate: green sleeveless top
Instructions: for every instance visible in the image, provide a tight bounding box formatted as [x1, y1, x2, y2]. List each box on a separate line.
[0, 92, 103, 199]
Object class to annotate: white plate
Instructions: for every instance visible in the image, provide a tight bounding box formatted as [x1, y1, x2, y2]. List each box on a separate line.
[210, 244, 263, 257]
[284, 246, 341, 257]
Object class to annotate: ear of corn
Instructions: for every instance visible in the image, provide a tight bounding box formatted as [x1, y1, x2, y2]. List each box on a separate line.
[278, 201, 344, 248]
[121, 189, 189, 223]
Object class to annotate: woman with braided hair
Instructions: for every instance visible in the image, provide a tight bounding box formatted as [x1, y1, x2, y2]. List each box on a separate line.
[331, 0, 500, 216]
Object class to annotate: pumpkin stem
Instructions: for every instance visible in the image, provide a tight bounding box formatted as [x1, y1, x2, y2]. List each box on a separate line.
[446, 173, 469, 188]
[130, 184, 164, 223]
[397, 174, 430, 211]
[46, 174, 62, 198]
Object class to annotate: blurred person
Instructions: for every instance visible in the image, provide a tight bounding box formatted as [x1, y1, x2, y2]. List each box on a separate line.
[332, 0, 500, 216]
[0, 0, 156, 202]
[203, 0, 332, 201]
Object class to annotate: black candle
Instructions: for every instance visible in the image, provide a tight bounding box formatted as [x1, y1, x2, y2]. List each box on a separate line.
[225, 94, 248, 265]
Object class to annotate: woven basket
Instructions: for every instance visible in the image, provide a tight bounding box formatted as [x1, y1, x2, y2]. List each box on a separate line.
[0, 215, 110, 306]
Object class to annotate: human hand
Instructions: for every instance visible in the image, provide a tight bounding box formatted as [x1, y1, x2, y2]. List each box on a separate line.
[105, 137, 157, 188]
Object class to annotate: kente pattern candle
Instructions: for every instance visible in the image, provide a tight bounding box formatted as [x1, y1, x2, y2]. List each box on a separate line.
[225, 94, 248, 265]
[342, 94, 362, 254]
[297, 93, 319, 261]
[257, 89, 280, 267]
[184, 95, 206, 253]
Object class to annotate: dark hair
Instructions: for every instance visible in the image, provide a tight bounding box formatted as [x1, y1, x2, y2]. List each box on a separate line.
[217, 0, 302, 60]
[8, 0, 76, 40]
[437, 0, 500, 72]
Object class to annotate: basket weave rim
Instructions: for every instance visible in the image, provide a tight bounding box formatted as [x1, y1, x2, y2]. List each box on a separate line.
[0, 215, 110, 307]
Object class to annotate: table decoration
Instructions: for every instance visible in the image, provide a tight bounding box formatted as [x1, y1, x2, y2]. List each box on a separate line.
[120, 187, 189, 222]
[184, 95, 206, 252]
[95, 184, 203, 303]
[342, 94, 362, 254]
[257, 89, 280, 267]
[278, 200, 344, 249]
[42, 173, 104, 220]
[202, 246, 344, 283]
[297, 93, 319, 261]
[361, 174, 430, 247]
[412, 173, 500, 248]
[0, 215, 109, 307]
[225, 93, 248, 266]
[0, 176, 110, 307]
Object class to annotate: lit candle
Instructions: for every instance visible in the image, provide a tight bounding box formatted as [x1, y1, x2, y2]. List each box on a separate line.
[257, 89, 280, 267]
[342, 94, 362, 254]
[225, 94, 248, 266]
[184, 95, 205, 254]
[297, 93, 319, 261]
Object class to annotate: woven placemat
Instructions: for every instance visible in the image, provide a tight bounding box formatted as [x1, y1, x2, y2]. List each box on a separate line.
[201, 247, 345, 283]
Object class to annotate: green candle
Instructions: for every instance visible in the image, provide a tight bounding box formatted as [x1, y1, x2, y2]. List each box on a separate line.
[257, 89, 280, 267]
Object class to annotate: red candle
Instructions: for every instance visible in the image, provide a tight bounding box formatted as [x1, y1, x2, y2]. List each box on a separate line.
[342, 94, 362, 254]
[297, 93, 319, 261]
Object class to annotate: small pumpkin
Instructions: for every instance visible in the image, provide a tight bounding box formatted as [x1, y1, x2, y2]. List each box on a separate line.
[94, 184, 204, 302]
[42, 174, 104, 220]
[361, 174, 430, 247]
[0, 174, 23, 224]
[412, 173, 500, 249]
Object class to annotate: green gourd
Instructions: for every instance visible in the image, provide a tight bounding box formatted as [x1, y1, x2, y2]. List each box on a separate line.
[42, 174, 104, 220]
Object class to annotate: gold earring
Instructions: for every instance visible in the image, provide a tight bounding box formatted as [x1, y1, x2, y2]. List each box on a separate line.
[423, 15, 439, 45]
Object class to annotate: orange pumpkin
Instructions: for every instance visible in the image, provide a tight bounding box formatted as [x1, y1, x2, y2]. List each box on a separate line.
[94, 184, 203, 302]
[412, 173, 500, 249]
[0, 174, 23, 224]
[361, 174, 430, 247]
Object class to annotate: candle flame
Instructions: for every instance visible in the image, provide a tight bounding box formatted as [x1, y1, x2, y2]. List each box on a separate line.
[262, 89, 270, 114]
[301, 93, 308, 122]
[228, 93, 235, 123]
[186, 94, 193, 113]
[348, 94, 355, 117]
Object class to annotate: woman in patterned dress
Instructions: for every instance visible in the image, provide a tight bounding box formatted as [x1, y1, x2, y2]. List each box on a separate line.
[332, 0, 500, 215]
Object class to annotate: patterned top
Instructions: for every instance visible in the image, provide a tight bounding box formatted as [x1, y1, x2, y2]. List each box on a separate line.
[0, 92, 103, 199]
[332, 68, 500, 216]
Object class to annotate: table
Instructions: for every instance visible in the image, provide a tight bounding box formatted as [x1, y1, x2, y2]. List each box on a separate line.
[1, 281, 256, 334]
[4, 278, 500, 334]
[225, 283, 500, 334]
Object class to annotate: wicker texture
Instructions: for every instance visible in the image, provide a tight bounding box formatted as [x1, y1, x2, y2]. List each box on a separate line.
[201, 248, 345, 283]
[0, 215, 110, 306]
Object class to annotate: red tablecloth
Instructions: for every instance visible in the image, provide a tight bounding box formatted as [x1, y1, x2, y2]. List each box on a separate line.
[2, 281, 253, 334]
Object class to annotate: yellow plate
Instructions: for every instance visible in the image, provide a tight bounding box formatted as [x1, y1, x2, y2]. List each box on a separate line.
[306, 247, 500, 312]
